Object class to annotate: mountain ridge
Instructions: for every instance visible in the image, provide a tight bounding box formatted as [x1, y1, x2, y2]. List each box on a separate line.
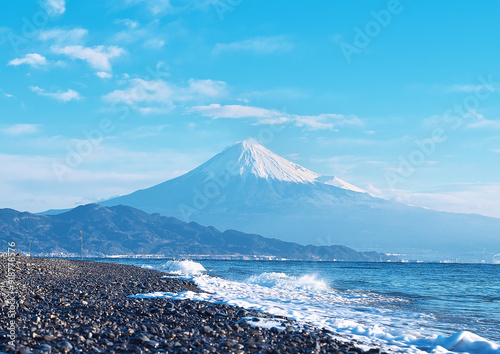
[0, 204, 398, 262]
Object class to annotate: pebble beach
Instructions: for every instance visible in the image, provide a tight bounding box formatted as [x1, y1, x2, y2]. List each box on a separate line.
[0, 257, 386, 353]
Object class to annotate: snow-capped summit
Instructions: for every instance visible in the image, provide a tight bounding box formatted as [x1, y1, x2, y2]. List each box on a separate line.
[194, 140, 320, 184]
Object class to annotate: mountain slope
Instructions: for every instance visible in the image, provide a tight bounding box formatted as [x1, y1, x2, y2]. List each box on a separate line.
[0, 204, 397, 261]
[99, 141, 500, 262]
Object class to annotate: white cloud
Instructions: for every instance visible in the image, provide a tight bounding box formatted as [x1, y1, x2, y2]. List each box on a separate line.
[103, 78, 227, 114]
[466, 118, 500, 129]
[51, 45, 125, 71]
[41, 0, 66, 16]
[295, 114, 362, 130]
[191, 104, 283, 119]
[190, 104, 362, 130]
[104, 79, 174, 105]
[39, 28, 88, 44]
[30, 86, 82, 102]
[96, 71, 112, 79]
[213, 36, 294, 55]
[186, 79, 227, 98]
[8, 53, 47, 67]
[1, 124, 40, 136]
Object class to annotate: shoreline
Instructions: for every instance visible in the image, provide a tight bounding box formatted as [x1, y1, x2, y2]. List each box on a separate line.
[0, 257, 386, 353]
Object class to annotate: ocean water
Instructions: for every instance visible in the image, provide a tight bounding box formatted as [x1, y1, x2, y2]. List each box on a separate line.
[95, 259, 500, 353]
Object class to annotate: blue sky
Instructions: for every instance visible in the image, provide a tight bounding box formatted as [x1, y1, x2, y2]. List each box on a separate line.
[1, 0, 500, 217]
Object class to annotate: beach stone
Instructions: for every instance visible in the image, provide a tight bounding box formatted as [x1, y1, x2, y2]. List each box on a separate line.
[144, 340, 159, 348]
[39, 343, 52, 352]
[55, 341, 73, 352]
[234, 343, 244, 350]
[347, 349, 363, 354]
[237, 309, 248, 317]
[4, 344, 15, 352]
[200, 326, 213, 334]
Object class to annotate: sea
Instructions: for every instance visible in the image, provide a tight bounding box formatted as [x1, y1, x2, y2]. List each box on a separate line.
[92, 259, 500, 354]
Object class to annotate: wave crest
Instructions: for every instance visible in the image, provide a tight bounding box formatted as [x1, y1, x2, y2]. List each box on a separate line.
[143, 260, 206, 276]
[246, 272, 330, 291]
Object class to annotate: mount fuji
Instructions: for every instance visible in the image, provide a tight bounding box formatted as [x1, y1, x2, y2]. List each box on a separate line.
[101, 140, 500, 262]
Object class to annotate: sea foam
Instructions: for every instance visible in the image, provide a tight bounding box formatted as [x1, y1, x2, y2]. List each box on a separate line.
[142, 260, 206, 276]
[133, 260, 500, 354]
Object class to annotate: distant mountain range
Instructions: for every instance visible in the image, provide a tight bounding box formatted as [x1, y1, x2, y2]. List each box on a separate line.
[91, 140, 500, 262]
[0, 204, 398, 261]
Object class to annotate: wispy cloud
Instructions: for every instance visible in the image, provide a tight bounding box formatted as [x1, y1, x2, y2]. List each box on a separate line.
[40, 0, 66, 16]
[96, 71, 112, 79]
[144, 38, 165, 49]
[30, 86, 82, 102]
[0, 144, 209, 212]
[1, 124, 40, 136]
[243, 87, 309, 101]
[191, 103, 285, 119]
[190, 104, 362, 130]
[112, 20, 165, 49]
[186, 79, 227, 98]
[466, 118, 500, 129]
[8, 53, 47, 67]
[380, 183, 500, 219]
[114, 19, 140, 29]
[295, 114, 362, 130]
[213, 36, 294, 55]
[123, 0, 173, 15]
[51, 45, 125, 71]
[445, 84, 498, 93]
[120, 0, 214, 16]
[39, 28, 88, 44]
[103, 78, 227, 114]
[104, 79, 175, 107]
